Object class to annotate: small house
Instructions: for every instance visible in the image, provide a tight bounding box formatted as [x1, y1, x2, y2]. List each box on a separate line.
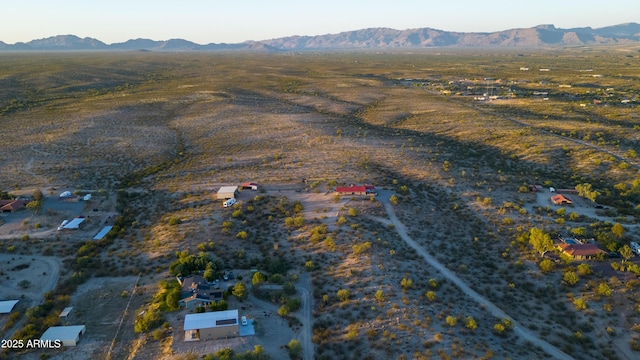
[335, 185, 376, 196]
[217, 186, 238, 200]
[184, 310, 239, 341]
[551, 194, 572, 205]
[557, 243, 605, 260]
[178, 275, 224, 309]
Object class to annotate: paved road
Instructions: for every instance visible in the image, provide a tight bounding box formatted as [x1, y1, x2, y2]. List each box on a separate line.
[375, 190, 574, 360]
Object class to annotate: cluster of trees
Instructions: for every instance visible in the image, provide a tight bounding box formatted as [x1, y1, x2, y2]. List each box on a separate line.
[169, 251, 223, 279]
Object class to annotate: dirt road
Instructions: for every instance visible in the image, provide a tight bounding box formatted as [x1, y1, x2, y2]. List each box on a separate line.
[248, 272, 313, 360]
[375, 190, 574, 360]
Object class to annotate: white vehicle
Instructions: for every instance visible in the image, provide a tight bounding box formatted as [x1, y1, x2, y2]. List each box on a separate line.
[57, 220, 69, 231]
[630, 242, 640, 255]
[223, 198, 237, 208]
[241, 315, 248, 326]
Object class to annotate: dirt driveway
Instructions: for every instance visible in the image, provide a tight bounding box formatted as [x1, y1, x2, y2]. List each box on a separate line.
[0, 254, 61, 338]
[374, 190, 574, 360]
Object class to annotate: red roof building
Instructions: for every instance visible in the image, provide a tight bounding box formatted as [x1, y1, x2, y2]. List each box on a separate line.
[335, 185, 376, 195]
[557, 243, 605, 260]
[0, 200, 28, 213]
[551, 194, 573, 205]
[241, 182, 259, 190]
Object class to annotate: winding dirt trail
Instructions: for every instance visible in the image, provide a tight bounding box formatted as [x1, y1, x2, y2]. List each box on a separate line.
[248, 272, 313, 360]
[375, 190, 574, 360]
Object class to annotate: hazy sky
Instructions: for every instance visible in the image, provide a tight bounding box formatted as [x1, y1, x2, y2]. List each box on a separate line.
[1, 0, 638, 44]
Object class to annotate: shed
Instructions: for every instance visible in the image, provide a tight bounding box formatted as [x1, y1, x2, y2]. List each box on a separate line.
[241, 182, 259, 191]
[62, 217, 85, 230]
[0, 300, 19, 314]
[59, 307, 73, 320]
[184, 310, 239, 341]
[40, 325, 86, 346]
[217, 186, 238, 200]
[93, 226, 113, 240]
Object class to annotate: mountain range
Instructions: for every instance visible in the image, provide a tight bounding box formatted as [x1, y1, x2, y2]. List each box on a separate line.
[1, 23, 639, 51]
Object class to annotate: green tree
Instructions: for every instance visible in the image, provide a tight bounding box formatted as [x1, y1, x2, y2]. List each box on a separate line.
[539, 259, 554, 273]
[252, 272, 266, 286]
[611, 223, 625, 239]
[26, 200, 43, 215]
[389, 194, 399, 205]
[563, 271, 579, 286]
[465, 316, 477, 331]
[337, 289, 351, 302]
[203, 263, 215, 282]
[232, 282, 248, 301]
[573, 298, 587, 311]
[620, 245, 634, 260]
[575, 183, 600, 202]
[577, 263, 593, 276]
[445, 315, 457, 327]
[529, 228, 554, 257]
[348, 207, 358, 217]
[596, 282, 612, 297]
[288, 339, 302, 359]
[400, 277, 413, 291]
[375, 289, 385, 302]
[425, 291, 437, 302]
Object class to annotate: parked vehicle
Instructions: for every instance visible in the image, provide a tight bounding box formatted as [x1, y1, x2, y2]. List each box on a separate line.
[630, 242, 640, 255]
[241, 315, 248, 326]
[223, 198, 237, 208]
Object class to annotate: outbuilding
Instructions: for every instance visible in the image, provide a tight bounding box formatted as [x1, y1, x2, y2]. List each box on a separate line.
[335, 185, 376, 196]
[217, 186, 238, 200]
[0, 300, 19, 314]
[184, 310, 239, 341]
[59, 307, 73, 321]
[40, 325, 86, 347]
[241, 182, 259, 191]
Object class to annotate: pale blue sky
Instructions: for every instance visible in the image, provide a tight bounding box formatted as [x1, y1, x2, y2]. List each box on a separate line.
[1, 0, 637, 44]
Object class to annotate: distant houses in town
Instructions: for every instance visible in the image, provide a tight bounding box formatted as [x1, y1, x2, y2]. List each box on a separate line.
[177, 275, 224, 309]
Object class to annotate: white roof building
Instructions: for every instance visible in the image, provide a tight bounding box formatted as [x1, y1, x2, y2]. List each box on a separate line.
[0, 300, 19, 314]
[93, 226, 113, 240]
[59, 306, 73, 319]
[184, 310, 239, 341]
[40, 325, 86, 346]
[216, 186, 238, 200]
[62, 217, 85, 230]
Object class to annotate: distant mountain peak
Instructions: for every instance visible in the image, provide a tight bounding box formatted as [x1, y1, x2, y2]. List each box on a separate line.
[1, 22, 639, 51]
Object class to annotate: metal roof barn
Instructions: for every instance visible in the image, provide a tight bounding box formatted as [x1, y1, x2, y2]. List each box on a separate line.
[40, 325, 86, 346]
[0, 300, 19, 314]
